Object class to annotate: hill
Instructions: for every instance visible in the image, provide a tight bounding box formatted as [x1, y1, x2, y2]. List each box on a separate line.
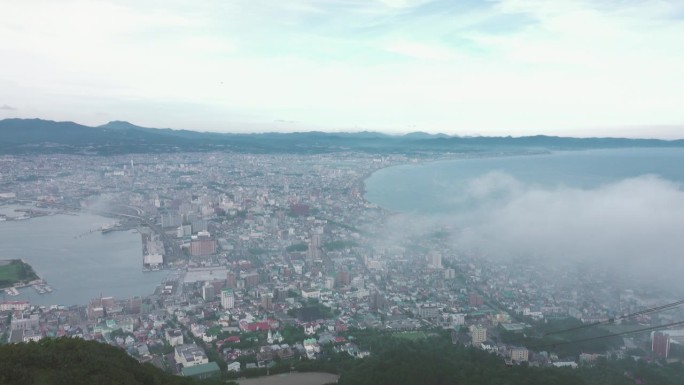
[0, 259, 39, 289]
[0, 338, 197, 385]
[1, 118, 683, 155]
[3, 333, 684, 385]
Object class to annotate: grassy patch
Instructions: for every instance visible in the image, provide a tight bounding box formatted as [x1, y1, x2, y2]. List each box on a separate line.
[323, 240, 358, 251]
[393, 331, 427, 341]
[0, 259, 39, 288]
[0, 263, 22, 281]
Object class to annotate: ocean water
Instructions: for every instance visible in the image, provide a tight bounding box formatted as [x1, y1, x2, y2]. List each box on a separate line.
[0, 210, 166, 306]
[364, 148, 684, 214]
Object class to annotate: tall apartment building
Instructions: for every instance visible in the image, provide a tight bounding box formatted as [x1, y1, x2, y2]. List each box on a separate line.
[221, 288, 234, 309]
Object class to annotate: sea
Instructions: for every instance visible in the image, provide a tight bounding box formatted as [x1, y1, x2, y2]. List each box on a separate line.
[364, 148, 684, 214]
[0, 209, 166, 306]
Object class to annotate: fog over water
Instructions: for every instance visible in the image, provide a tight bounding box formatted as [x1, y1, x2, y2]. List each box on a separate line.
[365, 149, 684, 289]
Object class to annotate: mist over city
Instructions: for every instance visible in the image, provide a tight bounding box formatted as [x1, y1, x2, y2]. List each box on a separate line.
[3, 1, 684, 385]
[378, 172, 684, 289]
[2, 125, 684, 385]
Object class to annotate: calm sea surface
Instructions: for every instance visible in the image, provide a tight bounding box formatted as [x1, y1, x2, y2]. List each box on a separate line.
[0, 210, 165, 306]
[364, 148, 684, 214]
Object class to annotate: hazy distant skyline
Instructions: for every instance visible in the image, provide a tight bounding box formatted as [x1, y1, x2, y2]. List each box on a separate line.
[1, 0, 683, 138]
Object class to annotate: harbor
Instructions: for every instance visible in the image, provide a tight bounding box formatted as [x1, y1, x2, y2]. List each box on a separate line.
[4, 287, 19, 296]
[3, 281, 52, 296]
[0, 210, 166, 306]
[32, 281, 53, 295]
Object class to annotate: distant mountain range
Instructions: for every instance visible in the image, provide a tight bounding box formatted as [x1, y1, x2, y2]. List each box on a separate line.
[1, 118, 682, 155]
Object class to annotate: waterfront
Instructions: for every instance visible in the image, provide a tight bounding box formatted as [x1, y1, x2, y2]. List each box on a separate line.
[364, 148, 684, 214]
[0, 208, 166, 306]
[364, 147, 684, 290]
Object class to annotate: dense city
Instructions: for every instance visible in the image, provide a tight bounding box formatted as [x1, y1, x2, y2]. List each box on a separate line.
[1, 151, 683, 382]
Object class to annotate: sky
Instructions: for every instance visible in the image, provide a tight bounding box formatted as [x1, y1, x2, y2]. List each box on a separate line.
[1, 0, 683, 137]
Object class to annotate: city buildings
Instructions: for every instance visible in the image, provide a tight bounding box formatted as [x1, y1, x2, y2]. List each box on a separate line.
[221, 288, 234, 310]
[652, 332, 670, 358]
[1, 150, 681, 377]
[510, 347, 529, 362]
[190, 232, 216, 256]
[470, 325, 487, 345]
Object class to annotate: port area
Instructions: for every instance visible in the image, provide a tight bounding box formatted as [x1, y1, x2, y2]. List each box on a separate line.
[31, 281, 53, 294]
[3, 279, 53, 296]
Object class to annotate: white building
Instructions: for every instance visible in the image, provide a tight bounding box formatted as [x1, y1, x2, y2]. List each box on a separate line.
[202, 284, 215, 301]
[11, 314, 39, 331]
[428, 252, 442, 269]
[552, 362, 578, 369]
[0, 301, 30, 311]
[510, 347, 529, 362]
[351, 276, 365, 290]
[227, 361, 241, 372]
[301, 289, 320, 299]
[470, 325, 487, 345]
[221, 288, 234, 309]
[165, 329, 184, 347]
[174, 344, 209, 368]
[417, 305, 440, 319]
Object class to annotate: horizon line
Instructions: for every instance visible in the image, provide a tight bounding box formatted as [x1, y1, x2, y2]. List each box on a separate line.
[2, 117, 683, 141]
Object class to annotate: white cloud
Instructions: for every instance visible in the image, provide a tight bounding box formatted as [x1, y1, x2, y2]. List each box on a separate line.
[375, 0, 433, 9]
[377, 171, 684, 288]
[383, 41, 458, 61]
[0, 0, 682, 135]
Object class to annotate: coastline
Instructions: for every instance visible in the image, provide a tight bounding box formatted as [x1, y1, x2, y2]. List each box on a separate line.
[359, 149, 553, 213]
[0, 210, 163, 307]
[0, 258, 42, 291]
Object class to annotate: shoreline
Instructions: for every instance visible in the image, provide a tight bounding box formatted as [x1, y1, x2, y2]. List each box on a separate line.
[358, 149, 552, 213]
[0, 258, 42, 292]
[0, 211, 162, 307]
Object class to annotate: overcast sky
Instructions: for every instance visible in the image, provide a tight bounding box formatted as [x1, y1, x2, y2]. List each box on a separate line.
[1, 0, 683, 137]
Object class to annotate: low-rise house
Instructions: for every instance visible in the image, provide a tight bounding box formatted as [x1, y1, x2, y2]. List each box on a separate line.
[303, 338, 320, 359]
[174, 344, 209, 368]
[23, 329, 43, 343]
[510, 347, 529, 362]
[165, 329, 184, 346]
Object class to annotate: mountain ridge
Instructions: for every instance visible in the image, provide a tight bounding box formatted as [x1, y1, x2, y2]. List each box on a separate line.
[1, 118, 683, 155]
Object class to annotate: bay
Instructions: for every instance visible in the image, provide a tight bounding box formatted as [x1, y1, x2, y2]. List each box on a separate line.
[364, 148, 684, 214]
[0, 209, 166, 306]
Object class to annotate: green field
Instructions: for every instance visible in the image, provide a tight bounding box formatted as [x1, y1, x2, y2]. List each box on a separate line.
[238, 372, 339, 385]
[0, 259, 39, 288]
[393, 331, 428, 341]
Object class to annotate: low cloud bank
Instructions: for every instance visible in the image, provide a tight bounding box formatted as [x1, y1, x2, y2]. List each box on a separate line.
[380, 172, 684, 288]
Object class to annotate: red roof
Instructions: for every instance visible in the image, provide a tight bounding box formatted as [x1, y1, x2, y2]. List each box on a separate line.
[254, 321, 270, 331]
